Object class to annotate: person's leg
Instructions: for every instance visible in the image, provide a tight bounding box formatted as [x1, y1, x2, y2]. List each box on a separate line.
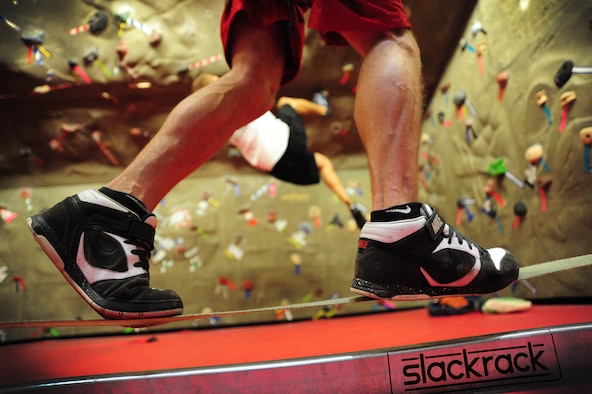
[110, 14, 287, 211]
[341, 29, 422, 210]
[313, 152, 353, 206]
[27, 11, 291, 319]
[313, 151, 367, 229]
[341, 27, 519, 300]
[277, 96, 329, 117]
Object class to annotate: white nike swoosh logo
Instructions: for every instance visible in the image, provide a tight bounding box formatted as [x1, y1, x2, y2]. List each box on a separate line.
[387, 205, 411, 214]
[77, 232, 146, 284]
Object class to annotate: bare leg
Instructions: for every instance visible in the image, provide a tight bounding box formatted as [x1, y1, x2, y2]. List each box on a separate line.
[345, 28, 520, 301]
[108, 15, 287, 210]
[313, 152, 353, 206]
[277, 96, 329, 116]
[341, 29, 422, 211]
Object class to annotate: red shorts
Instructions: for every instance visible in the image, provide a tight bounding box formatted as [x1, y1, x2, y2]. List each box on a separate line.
[220, 0, 411, 84]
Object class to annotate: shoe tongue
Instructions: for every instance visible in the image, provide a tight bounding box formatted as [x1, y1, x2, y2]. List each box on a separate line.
[99, 187, 150, 218]
[421, 204, 434, 216]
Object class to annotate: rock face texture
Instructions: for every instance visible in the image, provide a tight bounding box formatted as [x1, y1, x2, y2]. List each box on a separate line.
[1, 1, 590, 340]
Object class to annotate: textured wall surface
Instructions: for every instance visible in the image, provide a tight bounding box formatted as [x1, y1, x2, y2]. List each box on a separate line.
[419, 0, 592, 299]
[0, 0, 474, 186]
[0, 0, 363, 185]
[0, 0, 590, 343]
[0, 0, 378, 341]
[0, 170, 376, 340]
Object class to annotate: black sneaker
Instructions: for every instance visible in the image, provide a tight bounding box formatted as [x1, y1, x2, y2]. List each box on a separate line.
[349, 202, 367, 230]
[350, 203, 519, 300]
[27, 188, 183, 319]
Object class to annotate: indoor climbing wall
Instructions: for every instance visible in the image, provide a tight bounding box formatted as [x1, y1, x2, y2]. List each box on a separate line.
[0, 169, 375, 341]
[0, 0, 376, 342]
[419, 0, 592, 300]
[1, 0, 591, 344]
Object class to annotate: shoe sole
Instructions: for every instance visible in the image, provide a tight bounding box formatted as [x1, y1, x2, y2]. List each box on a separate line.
[27, 216, 183, 320]
[350, 269, 518, 301]
[349, 286, 475, 301]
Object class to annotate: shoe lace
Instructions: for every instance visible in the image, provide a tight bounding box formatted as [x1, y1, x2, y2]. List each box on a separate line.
[125, 237, 153, 273]
[442, 224, 477, 250]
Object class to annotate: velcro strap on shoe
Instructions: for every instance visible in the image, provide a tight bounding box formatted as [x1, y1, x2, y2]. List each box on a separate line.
[89, 209, 155, 248]
[127, 217, 155, 247]
[426, 212, 444, 241]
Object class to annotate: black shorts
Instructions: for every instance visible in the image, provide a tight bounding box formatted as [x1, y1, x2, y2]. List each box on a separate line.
[269, 105, 320, 185]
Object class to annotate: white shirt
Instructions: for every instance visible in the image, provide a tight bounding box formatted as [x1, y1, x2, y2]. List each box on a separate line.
[229, 111, 290, 171]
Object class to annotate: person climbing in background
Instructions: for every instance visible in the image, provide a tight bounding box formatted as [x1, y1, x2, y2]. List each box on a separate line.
[27, 0, 519, 320]
[192, 73, 367, 229]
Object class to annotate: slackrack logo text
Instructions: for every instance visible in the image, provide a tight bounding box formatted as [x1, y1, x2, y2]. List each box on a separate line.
[391, 334, 561, 392]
